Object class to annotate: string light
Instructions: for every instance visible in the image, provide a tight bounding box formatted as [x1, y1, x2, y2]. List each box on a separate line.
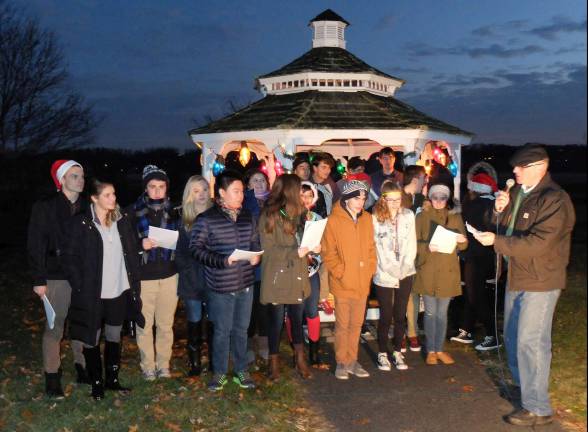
[336, 160, 346, 175]
[239, 141, 251, 167]
[448, 160, 458, 177]
[274, 159, 284, 176]
[212, 154, 225, 176]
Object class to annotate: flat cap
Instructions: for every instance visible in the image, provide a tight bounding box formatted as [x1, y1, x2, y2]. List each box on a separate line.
[509, 144, 549, 167]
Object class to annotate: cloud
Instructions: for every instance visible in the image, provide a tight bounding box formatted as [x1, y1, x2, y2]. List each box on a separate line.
[405, 42, 545, 59]
[471, 20, 528, 38]
[374, 14, 397, 31]
[526, 16, 587, 40]
[403, 64, 587, 145]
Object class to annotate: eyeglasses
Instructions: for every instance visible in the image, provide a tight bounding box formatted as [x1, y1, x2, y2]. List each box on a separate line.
[430, 195, 448, 201]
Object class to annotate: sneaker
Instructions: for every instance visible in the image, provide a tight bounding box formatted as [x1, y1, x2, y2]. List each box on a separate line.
[207, 374, 228, 392]
[142, 370, 157, 381]
[450, 329, 473, 344]
[156, 368, 171, 378]
[335, 363, 349, 380]
[408, 336, 421, 352]
[391, 351, 409, 370]
[475, 336, 501, 351]
[377, 353, 392, 371]
[400, 337, 407, 353]
[347, 362, 370, 378]
[233, 371, 256, 389]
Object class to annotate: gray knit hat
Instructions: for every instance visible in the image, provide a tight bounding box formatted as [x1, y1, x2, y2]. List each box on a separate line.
[341, 179, 368, 202]
[142, 164, 169, 188]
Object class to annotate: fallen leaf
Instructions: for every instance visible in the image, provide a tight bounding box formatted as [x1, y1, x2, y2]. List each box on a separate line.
[462, 385, 475, 392]
[352, 418, 371, 425]
[128, 425, 139, 432]
[165, 422, 182, 432]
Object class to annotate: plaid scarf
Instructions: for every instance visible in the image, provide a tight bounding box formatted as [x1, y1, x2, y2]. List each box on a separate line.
[133, 193, 178, 264]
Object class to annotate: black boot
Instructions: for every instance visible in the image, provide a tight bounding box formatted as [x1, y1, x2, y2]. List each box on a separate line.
[75, 363, 90, 385]
[83, 346, 104, 400]
[206, 321, 214, 373]
[187, 321, 202, 376]
[104, 341, 131, 394]
[44, 372, 64, 399]
[308, 340, 319, 366]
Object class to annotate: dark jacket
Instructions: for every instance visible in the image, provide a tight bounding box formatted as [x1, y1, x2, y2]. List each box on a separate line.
[27, 192, 87, 286]
[462, 195, 496, 259]
[176, 226, 206, 300]
[493, 173, 575, 292]
[413, 207, 468, 298]
[370, 169, 404, 198]
[63, 208, 145, 346]
[125, 199, 179, 281]
[259, 214, 310, 305]
[189, 204, 260, 294]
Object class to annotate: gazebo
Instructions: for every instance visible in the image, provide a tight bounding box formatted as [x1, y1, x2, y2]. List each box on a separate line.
[189, 9, 473, 193]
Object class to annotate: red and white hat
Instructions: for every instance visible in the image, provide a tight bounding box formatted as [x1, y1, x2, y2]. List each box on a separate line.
[50, 159, 82, 190]
[467, 173, 498, 194]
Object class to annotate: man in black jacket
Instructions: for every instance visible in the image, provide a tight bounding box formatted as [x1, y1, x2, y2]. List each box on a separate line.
[27, 160, 88, 398]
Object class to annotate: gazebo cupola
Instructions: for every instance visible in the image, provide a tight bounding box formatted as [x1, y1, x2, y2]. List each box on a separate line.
[255, 10, 405, 98]
[310, 9, 349, 49]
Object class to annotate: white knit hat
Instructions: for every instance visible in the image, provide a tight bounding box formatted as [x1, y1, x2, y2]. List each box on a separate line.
[428, 184, 451, 199]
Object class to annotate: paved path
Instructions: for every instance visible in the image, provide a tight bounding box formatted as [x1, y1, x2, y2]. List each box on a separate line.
[301, 338, 564, 432]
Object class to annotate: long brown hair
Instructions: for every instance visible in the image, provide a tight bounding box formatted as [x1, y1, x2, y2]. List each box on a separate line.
[89, 178, 121, 227]
[373, 180, 402, 223]
[262, 174, 303, 235]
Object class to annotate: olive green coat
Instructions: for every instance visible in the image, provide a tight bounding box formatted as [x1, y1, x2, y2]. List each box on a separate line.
[413, 207, 468, 298]
[259, 214, 310, 305]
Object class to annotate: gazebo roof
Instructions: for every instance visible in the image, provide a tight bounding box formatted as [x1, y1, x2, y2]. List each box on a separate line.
[189, 90, 472, 136]
[309, 9, 350, 26]
[257, 47, 402, 82]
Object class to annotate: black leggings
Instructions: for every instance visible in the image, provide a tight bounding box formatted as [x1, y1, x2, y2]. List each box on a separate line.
[267, 303, 304, 355]
[374, 277, 412, 352]
[248, 281, 270, 338]
[462, 254, 495, 335]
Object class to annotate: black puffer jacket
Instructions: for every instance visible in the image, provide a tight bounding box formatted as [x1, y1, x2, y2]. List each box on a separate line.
[462, 195, 496, 259]
[189, 204, 260, 294]
[176, 226, 206, 300]
[62, 207, 145, 345]
[27, 192, 87, 286]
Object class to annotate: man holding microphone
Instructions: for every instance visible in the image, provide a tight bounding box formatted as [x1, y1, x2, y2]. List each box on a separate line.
[474, 144, 575, 427]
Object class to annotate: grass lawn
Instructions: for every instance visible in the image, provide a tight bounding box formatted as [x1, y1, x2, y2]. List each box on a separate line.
[0, 246, 330, 432]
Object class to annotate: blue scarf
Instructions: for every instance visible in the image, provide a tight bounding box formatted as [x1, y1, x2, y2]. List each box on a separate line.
[133, 193, 178, 264]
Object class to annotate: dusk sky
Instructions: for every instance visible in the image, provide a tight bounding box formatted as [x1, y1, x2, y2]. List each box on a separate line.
[17, 0, 587, 150]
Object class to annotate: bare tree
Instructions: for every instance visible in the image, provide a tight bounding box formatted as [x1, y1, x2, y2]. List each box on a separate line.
[0, 3, 98, 153]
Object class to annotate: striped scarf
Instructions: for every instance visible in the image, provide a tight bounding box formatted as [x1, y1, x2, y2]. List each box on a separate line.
[133, 193, 178, 264]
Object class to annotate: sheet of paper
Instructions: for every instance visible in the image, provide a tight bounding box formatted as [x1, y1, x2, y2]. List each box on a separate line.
[300, 218, 328, 250]
[229, 249, 264, 261]
[429, 225, 458, 254]
[148, 226, 179, 250]
[42, 295, 56, 330]
[466, 222, 482, 235]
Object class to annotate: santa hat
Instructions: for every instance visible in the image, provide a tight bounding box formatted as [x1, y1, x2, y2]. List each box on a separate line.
[300, 181, 319, 206]
[467, 173, 498, 194]
[346, 172, 371, 186]
[50, 159, 82, 190]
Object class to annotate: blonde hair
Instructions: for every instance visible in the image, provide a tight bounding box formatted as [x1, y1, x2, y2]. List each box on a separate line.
[182, 175, 212, 230]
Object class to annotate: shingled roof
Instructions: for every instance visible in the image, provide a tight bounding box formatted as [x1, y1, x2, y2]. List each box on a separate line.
[310, 9, 350, 26]
[257, 47, 403, 82]
[189, 90, 472, 136]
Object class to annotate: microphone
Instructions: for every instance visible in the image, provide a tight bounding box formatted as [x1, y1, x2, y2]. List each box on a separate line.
[496, 179, 515, 213]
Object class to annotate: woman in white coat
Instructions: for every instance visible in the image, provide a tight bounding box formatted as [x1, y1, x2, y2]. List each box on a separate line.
[372, 181, 417, 371]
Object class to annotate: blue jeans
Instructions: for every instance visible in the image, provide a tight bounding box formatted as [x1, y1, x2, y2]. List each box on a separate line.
[303, 273, 320, 319]
[183, 298, 202, 323]
[207, 287, 253, 375]
[503, 289, 560, 416]
[423, 296, 451, 353]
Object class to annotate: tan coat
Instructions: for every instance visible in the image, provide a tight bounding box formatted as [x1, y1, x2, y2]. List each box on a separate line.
[259, 214, 310, 305]
[413, 207, 468, 298]
[321, 203, 377, 299]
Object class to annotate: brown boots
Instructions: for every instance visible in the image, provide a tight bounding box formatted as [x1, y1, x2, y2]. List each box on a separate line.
[293, 344, 312, 379]
[268, 354, 280, 381]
